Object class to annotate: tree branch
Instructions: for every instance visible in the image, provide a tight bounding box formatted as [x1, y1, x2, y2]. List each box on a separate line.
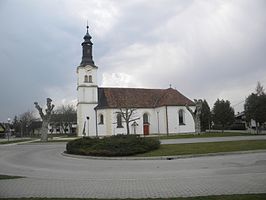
[34, 102, 45, 119]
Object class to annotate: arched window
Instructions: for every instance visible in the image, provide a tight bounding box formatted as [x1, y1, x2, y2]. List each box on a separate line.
[84, 75, 88, 82]
[89, 75, 92, 83]
[99, 114, 104, 124]
[143, 113, 149, 124]
[179, 109, 185, 125]
[117, 113, 123, 128]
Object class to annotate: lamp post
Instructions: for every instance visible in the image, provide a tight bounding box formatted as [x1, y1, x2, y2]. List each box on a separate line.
[86, 116, 90, 137]
[7, 118, 11, 142]
[26, 125, 28, 137]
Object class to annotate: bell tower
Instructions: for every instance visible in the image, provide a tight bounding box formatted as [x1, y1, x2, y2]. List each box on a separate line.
[77, 26, 98, 137]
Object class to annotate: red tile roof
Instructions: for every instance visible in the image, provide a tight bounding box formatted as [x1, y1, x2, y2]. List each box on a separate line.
[97, 87, 195, 109]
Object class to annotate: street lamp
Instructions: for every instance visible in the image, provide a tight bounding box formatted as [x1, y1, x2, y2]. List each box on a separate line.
[20, 120, 23, 138]
[86, 116, 90, 137]
[7, 118, 11, 141]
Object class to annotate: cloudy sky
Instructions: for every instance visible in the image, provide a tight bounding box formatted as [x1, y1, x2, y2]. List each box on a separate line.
[0, 0, 265, 122]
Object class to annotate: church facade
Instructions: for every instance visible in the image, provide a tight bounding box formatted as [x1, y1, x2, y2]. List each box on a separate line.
[77, 27, 196, 137]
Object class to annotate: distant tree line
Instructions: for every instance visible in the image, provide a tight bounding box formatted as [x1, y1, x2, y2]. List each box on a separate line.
[10, 104, 77, 137]
[199, 81, 266, 133]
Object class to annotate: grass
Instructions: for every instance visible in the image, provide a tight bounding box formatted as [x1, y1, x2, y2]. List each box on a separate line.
[1, 193, 266, 199]
[136, 140, 266, 157]
[0, 139, 32, 145]
[0, 174, 24, 180]
[152, 132, 262, 140]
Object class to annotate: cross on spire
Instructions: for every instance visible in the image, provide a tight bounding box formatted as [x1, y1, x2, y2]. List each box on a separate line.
[86, 20, 89, 34]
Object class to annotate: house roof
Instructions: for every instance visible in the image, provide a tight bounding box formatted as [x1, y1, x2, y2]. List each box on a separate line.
[0, 123, 5, 133]
[96, 87, 195, 109]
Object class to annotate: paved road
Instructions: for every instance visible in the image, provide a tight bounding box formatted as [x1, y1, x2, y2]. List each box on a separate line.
[160, 135, 266, 144]
[0, 143, 266, 198]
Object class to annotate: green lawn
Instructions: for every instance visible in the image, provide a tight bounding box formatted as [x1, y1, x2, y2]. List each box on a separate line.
[152, 132, 262, 140]
[137, 140, 266, 157]
[0, 174, 24, 180]
[1, 193, 266, 200]
[0, 139, 32, 145]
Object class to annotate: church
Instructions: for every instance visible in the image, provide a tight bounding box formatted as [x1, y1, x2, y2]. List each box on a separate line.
[77, 27, 196, 137]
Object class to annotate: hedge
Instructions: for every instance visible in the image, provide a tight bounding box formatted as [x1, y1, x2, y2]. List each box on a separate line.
[66, 134, 160, 156]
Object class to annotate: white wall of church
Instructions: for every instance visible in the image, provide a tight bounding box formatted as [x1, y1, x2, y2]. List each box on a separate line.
[77, 103, 98, 136]
[78, 87, 98, 103]
[77, 64, 99, 137]
[77, 66, 98, 87]
[167, 106, 195, 134]
[155, 107, 167, 134]
[94, 106, 196, 136]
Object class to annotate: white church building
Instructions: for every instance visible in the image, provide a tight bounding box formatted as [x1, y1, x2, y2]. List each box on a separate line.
[77, 27, 196, 137]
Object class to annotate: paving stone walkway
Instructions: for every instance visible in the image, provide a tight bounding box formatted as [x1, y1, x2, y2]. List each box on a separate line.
[0, 136, 266, 198]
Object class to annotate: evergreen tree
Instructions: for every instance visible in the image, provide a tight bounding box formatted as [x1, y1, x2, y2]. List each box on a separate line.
[200, 100, 211, 131]
[12, 116, 20, 134]
[212, 99, 234, 132]
[245, 82, 266, 134]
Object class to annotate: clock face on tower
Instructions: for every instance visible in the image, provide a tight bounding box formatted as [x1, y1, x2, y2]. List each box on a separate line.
[87, 49, 91, 54]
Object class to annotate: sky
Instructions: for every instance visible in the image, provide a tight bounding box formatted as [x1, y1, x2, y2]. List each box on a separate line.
[0, 0, 266, 122]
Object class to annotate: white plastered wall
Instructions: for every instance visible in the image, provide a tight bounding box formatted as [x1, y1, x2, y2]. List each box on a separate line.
[77, 64, 98, 137]
[95, 106, 196, 135]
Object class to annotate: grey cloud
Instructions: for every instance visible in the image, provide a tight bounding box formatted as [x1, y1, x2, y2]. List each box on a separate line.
[0, 0, 266, 121]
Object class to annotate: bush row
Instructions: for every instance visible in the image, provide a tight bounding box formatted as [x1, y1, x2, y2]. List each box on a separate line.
[66, 134, 160, 156]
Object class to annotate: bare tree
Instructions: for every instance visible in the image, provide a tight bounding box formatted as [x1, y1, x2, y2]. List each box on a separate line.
[116, 108, 140, 135]
[51, 105, 76, 134]
[186, 99, 203, 134]
[34, 98, 55, 142]
[256, 81, 265, 96]
[19, 111, 35, 136]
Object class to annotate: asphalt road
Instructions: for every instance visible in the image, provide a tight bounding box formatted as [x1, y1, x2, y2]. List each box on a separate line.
[0, 143, 266, 198]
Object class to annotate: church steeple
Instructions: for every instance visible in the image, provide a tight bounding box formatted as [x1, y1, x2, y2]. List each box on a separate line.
[80, 25, 95, 66]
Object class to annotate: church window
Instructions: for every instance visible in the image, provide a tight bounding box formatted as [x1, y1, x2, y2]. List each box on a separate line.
[99, 114, 104, 124]
[117, 113, 123, 128]
[143, 113, 149, 124]
[84, 75, 88, 82]
[89, 75, 92, 83]
[179, 109, 185, 125]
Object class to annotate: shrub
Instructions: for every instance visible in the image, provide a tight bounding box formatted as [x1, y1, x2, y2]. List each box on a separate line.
[230, 123, 246, 130]
[66, 134, 160, 156]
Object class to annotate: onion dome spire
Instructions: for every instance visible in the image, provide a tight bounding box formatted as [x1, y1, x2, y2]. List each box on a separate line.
[80, 24, 94, 66]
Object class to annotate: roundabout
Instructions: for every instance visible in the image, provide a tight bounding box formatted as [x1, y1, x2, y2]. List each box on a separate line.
[0, 142, 266, 198]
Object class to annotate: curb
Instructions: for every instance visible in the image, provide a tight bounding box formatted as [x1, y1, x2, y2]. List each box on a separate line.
[62, 149, 266, 161]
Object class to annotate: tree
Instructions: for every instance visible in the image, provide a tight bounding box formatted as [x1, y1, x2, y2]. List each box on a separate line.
[200, 100, 211, 131]
[12, 115, 20, 134]
[116, 108, 140, 135]
[34, 98, 55, 142]
[255, 81, 265, 96]
[245, 82, 266, 134]
[51, 105, 77, 134]
[19, 111, 36, 137]
[212, 99, 234, 132]
[186, 99, 203, 134]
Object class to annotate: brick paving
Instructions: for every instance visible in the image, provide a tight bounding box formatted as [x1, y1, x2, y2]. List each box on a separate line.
[0, 138, 266, 198]
[1, 173, 265, 198]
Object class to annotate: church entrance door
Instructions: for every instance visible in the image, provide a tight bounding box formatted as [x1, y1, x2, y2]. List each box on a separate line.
[143, 113, 150, 135]
[143, 124, 149, 135]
